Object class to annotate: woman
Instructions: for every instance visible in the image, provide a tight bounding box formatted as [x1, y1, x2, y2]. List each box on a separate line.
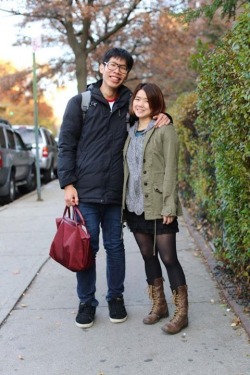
[122, 83, 188, 334]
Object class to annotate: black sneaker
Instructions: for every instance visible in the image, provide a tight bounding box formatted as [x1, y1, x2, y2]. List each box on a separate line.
[75, 302, 96, 328]
[108, 297, 127, 323]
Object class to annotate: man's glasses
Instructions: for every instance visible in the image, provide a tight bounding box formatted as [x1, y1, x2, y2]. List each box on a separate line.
[104, 61, 128, 74]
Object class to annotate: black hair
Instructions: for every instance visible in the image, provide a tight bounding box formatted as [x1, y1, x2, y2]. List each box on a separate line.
[102, 48, 134, 71]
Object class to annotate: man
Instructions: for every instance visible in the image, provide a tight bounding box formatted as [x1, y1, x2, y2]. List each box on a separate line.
[58, 48, 169, 329]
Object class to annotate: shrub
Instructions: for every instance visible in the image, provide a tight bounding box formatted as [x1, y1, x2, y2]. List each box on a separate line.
[170, 6, 250, 281]
[196, 5, 250, 277]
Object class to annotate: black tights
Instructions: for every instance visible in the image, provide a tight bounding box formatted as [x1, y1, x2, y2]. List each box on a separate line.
[133, 232, 186, 291]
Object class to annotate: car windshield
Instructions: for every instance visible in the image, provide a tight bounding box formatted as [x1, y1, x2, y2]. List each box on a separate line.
[17, 128, 42, 144]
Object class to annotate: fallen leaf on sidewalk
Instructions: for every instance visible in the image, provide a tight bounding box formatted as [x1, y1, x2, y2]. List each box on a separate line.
[231, 317, 241, 328]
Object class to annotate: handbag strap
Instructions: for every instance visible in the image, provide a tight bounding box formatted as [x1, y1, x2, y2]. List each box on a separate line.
[73, 206, 86, 226]
[63, 206, 71, 217]
[63, 206, 86, 226]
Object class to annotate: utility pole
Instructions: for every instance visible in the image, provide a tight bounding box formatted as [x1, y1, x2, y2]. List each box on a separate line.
[32, 38, 42, 201]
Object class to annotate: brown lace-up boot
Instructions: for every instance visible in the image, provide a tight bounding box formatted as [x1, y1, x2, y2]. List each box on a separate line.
[143, 277, 169, 325]
[161, 285, 188, 334]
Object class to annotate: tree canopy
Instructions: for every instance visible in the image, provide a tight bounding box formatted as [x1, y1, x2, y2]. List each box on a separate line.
[0, 0, 231, 106]
[0, 60, 56, 130]
[184, 0, 247, 21]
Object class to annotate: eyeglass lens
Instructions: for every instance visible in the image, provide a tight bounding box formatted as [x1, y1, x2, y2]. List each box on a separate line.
[105, 62, 128, 73]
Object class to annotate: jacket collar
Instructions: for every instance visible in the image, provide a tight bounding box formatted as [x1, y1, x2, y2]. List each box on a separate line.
[128, 119, 155, 138]
[89, 80, 131, 101]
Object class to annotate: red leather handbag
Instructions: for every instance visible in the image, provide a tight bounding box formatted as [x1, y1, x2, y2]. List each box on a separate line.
[49, 206, 93, 272]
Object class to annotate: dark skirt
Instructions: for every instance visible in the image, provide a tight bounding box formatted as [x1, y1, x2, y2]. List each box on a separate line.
[124, 209, 179, 234]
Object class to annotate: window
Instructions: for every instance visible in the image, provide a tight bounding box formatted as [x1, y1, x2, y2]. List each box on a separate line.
[44, 130, 51, 145]
[0, 128, 6, 148]
[17, 128, 42, 144]
[6, 130, 15, 149]
[14, 132, 25, 151]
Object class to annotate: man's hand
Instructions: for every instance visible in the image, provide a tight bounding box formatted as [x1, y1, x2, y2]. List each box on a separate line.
[163, 215, 175, 225]
[64, 184, 79, 207]
[153, 113, 171, 128]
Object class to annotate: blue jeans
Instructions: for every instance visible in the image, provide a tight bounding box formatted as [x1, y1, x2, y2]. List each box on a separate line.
[76, 203, 125, 306]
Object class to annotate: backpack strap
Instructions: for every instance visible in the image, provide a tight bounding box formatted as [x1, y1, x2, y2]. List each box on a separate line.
[81, 90, 91, 121]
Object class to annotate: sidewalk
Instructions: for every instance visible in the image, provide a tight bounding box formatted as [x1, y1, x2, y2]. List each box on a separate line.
[0, 180, 249, 375]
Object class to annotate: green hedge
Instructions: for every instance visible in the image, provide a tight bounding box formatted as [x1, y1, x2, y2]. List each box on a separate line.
[171, 6, 250, 280]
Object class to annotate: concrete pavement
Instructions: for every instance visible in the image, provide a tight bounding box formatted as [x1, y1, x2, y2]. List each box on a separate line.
[0, 180, 249, 375]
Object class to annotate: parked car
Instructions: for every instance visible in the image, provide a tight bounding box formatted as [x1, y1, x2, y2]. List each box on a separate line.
[0, 121, 36, 204]
[13, 125, 58, 183]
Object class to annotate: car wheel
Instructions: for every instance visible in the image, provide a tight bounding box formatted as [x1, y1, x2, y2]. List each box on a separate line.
[2, 171, 16, 204]
[18, 164, 37, 194]
[53, 167, 58, 178]
[43, 162, 54, 183]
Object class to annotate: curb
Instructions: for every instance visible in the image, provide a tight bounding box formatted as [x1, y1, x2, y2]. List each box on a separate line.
[182, 206, 250, 339]
[0, 257, 50, 328]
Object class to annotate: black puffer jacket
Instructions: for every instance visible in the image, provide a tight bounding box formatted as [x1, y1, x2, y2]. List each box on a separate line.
[58, 80, 131, 205]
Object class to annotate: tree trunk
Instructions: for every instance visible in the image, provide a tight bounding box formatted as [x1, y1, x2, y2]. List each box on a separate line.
[75, 52, 88, 93]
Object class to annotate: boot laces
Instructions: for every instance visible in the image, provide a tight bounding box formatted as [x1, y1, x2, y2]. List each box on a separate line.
[147, 285, 163, 315]
[170, 291, 178, 319]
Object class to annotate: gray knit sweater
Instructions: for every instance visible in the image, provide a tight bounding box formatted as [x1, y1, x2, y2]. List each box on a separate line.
[125, 120, 155, 215]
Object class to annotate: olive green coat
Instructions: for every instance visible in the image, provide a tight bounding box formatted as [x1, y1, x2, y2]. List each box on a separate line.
[122, 124, 182, 220]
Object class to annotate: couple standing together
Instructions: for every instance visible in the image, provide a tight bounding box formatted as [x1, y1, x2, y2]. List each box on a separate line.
[57, 48, 188, 335]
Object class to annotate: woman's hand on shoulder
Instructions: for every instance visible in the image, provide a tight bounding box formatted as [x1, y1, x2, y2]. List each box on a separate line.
[153, 113, 171, 128]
